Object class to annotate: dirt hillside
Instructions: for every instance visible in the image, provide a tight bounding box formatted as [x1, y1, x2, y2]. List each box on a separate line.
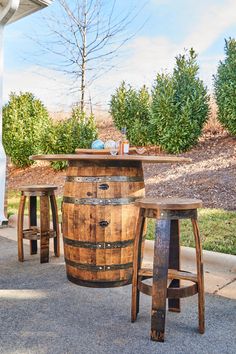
[8, 128, 236, 211]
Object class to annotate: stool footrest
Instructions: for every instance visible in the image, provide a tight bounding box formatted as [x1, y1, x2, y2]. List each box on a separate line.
[23, 227, 56, 240]
[138, 268, 198, 298]
[138, 279, 198, 298]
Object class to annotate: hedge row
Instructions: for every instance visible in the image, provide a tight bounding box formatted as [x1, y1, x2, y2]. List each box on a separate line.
[110, 40, 236, 152]
[110, 49, 210, 153]
[3, 40, 236, 166]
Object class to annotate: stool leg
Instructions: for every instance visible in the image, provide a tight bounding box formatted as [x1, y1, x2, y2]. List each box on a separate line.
[29, 196, 37, 255]
[17, 195, 26, 262]
[191, 219, 205, 334]
[168, 219, 180, 313]
[151, 220, 171, 342]
[40, 195, 50, 263]
[50, 194, 60, 257]
[131, 208, 145, 323]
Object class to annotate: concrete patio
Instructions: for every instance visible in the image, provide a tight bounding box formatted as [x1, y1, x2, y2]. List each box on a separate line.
[0, 227, 235, 354]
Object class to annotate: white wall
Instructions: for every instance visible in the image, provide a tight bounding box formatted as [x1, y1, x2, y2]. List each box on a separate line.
[0, 23, 7, 224]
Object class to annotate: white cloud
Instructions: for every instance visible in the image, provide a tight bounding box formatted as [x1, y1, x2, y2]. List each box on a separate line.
[92, 0, 236, 105]
[4, 0, 235, 110]
[182, 0, 236, 52]
[91, 36, 180, 107]
[3, 66, 76, 111]
[198, 54, 224, 91]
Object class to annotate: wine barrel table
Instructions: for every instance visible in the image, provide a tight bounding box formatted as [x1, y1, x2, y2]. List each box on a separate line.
[30, 154, 191, 288]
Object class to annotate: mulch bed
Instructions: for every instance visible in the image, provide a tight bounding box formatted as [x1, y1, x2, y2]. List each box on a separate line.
[8, 131, 236, 211]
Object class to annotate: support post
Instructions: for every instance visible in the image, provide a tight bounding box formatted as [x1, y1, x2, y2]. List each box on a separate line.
[0, 1, 52, 226]
[0, 24, 8, 226]
[0, 1, 20, 226]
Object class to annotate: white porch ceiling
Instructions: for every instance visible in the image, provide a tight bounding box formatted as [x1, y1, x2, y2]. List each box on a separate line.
[0, 0, 52, 24]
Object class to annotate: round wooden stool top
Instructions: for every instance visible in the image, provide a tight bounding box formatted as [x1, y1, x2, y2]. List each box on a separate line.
[19, 185, 58, 193]
[135, 197, 203, 210]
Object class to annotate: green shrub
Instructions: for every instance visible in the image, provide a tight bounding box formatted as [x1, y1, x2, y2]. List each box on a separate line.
[110, 82, 151, 146]
[42, 107, 98, 169]
[3, 92, 50, 167]
[151, 49, 210, 153]
[214, 38, 236, 135]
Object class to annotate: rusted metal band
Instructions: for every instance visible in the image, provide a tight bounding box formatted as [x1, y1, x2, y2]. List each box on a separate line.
[143, 209, 198, 220]
[63, 237, 134, 249]
[63, 196, 138, 205]
[22, 191, 55, 197]
[138, 279, 198, 298]
[158, 209, 198, 220]
[66, 176, 143, 183]
[66, 275, 131, 288]
[65, 258, 133, 271]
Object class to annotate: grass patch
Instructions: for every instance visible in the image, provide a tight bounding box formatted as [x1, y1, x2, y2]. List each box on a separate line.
[146, 208, 236, 255]
[7, 191, 236, 255]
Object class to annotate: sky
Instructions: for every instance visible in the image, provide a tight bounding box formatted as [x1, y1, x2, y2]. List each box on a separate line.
[3, 0, 236, 112]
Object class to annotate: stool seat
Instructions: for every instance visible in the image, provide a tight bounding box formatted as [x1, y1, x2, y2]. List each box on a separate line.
[19, 185, 58, 193]
[135, 197, 203, 210]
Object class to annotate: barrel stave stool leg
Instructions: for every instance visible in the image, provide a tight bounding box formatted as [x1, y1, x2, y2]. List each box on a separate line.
[191, 219, 205, 334]
[17, 195, 26, 262]
[131, 208, 146, 323]
[168, 219, 180, 313]
[29, 196, 38, 255]
[40, 195, 50, 263]
[151, 219, 171, 342]
[50, 194, 60, 257]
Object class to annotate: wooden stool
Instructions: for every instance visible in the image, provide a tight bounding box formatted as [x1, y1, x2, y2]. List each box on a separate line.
[17, 185, 60, 263]
[131, 198, 204, 342]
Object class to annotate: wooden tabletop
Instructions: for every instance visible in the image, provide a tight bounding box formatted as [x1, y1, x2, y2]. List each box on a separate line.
[30, 154, 191, 164]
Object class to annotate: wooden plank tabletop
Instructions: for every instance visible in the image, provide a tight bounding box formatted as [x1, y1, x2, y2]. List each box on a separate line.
[30, 154, 191, 164]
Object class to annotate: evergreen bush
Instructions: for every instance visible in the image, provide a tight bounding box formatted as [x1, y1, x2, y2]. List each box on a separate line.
[151, 49, 210, 153]
[110, 82, 151, 146]
[3, 92, 50, 167]
[214, 38, 236, 135]
[42, 106, 98, 170]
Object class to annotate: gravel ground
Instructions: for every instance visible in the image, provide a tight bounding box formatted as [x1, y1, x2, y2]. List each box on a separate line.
[0, 236, 236, 354]
[144, 133, 236, 210]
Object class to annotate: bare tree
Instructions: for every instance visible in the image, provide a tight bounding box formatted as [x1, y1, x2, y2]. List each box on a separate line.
[35, 0, 144, 111]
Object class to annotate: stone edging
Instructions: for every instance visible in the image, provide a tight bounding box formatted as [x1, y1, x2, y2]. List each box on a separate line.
[8, 215, 236, 274]
[143, 240, 236, 274]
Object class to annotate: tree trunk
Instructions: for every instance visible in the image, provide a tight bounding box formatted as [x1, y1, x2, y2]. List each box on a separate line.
[80, 0, 87, 112]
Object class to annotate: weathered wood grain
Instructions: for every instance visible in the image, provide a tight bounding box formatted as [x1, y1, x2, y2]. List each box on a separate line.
[131, 208, 146, 322]
[191, 219, 205, 334]
[29, 196, 37, 255]
[17, 195, 26, 262]
[62, 160, 145, 287]
[30, 154, 192, 164]
[168, 220, 180, 313]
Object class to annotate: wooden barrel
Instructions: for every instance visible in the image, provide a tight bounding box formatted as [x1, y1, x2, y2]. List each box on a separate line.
[62, 159, 145, 287]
